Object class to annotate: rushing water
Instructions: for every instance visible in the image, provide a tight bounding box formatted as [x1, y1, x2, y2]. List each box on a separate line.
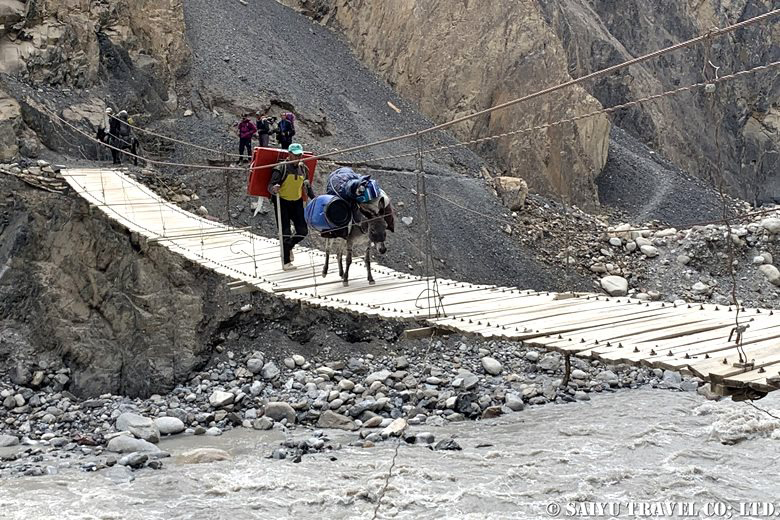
[1, 388, 779, 520]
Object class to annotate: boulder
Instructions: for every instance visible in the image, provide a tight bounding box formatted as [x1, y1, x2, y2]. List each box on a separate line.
[480, 357, 502, 375]
[154, 417, 185, 435]
[261, 361, 280, 380]
[317, 410, 358, 431]
[381, 418, 407, 438]
[106, 435, 160, 454]
[119, 452, 148, 469]
[504, 393, 524, 411]
[365, 369, 392, 385]
[0, 434, 19, 447]
[252, 417, 273, 430]
[208, 390, 234, 408]
[600, 276, 628, 296]
[246, 358, 264, 374]
[640, 245, 658, 258]
[116, 413, 160, 443]
[264, 402, 296, 423]
[494, 176, 528, 211]
[758, 264, 780, 287]
[760, 218, 780, 234]
[178, 448, 232, 464]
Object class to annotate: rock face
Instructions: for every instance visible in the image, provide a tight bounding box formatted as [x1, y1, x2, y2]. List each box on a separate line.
[0, 176, 232, 398]
[286, 0, 779, 205]
[292, 0, 608, 208]
[0, 90, 21, 161]
[494, 177, 529, 211]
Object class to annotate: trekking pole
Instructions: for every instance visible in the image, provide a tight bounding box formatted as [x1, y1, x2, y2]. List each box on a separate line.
[275, 192, 285, 268]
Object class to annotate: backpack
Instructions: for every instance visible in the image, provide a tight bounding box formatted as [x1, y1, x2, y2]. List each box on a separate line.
[278, 118, 294, 138]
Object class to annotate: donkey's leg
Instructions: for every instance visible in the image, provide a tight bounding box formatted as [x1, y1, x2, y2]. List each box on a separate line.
[365, 248, 375, 285]
[322, 239, 330, 277]
[343, 245, 352, 287]
[337, 247, 344, 278]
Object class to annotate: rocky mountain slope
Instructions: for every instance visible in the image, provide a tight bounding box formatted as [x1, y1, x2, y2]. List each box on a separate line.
[281, 0, 780, 206]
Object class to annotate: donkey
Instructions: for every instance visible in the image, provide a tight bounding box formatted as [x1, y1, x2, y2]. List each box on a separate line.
[322, 198, 393, 286]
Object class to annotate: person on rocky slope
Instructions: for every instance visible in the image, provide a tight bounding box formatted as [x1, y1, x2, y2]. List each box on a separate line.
[237, 114, 256, 163]
[269, 143, 315, 270]
[276, 112, 296, 150]
[255, 112, 274, 147]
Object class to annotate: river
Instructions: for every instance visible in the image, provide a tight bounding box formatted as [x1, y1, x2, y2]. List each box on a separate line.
[1, 388, 779, 519]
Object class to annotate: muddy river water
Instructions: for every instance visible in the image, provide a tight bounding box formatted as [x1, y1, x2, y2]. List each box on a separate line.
[1, 388, 779, 519]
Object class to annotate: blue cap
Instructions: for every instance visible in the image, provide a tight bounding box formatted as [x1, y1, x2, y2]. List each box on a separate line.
[288, 143, 304, 155]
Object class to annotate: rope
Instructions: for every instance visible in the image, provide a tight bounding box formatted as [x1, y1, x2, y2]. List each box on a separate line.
[108, 113, 245, 159]
[745, 400, 780, 421]
[346, 60, 780, 166]
[241, 9, 780, 172]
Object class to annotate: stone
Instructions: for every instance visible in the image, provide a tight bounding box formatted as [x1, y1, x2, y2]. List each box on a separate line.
[696, 383, 720, 401]
[758, 265, 780, 287]
[362, 416, 383, 428]
[30, 371, 45, 387]
[401, 216, 414, 226]
[394, 356, 409, 369]
[317, 410, 358, 430]
[655, 228, 677, 238]
[662, 370, 682, 385]
[106, 435, 160, 454]
[753, 256, 767, 265]
[574, 391, 590, 401]
[595, 370, 619, 385]
[691, 282, 710, 295]
[525, 351, 540, 362]
[434, 439, 462, 451]
[0, 434, 19, 447]
[494, 176, 528, 211]
[208, 390, 234, 408]
[635, 237, 652, 247]
[154, 417, 185, 435]
[680, 380, 698, 392]
[413, 432, 435, 444]
[103, 466, 135, 484]
[640, 245, 658, 258]
[504, 393, 524, 411]
[381, 418, 407, 438]
[760, 218, 780, 234]
[178, 448, 232, 464]
[265, 402, 296, 424]
[246, 358, 264, 374]
[480, 357, 502, 375]
[292, 355, 305, 366]
[608, 237, 622, 247]
[283, 358, 296, 369]
[600, 276, 628, 296]
[481, 406, 503, 419]
[10, 364, 31, 386]
[119, 452, 148, 469]
[116, 413, 160, 443]
[677, 255, 691, 265]
[365, 369, 392, 385]
[338, 379, 355, 391]
[205, 427, 222, 436]
[538, 354, 559, 371]
[183, 109, 194, 117]
[250, 381, 263, 396]
[761, 252, 774, 265]
[252, 417, 273, 430]
[261, 362, 281, 380]
[571, 369, 588, 379]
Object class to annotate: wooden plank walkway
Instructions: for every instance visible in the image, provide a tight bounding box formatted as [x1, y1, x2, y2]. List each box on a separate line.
[63, 168, 780, 398]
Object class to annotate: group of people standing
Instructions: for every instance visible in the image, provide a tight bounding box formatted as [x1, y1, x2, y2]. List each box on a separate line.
[237, 111, 296, 163]
[97, 107, 138, 165]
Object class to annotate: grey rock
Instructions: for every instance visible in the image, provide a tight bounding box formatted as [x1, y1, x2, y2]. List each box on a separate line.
[365, 369, 392, 385]
[10, 364, 32, 386]
[680, 380, 699, 392]
[106, 436, 160, 454]
[208, 390, 234, 408]
[434, 439, 462, 451]
[252, 417, 274, 430]
[154, 417, 185, 435]
[696, 383, 721, 401]
[317, 410, 358, 431]
[246, 358, 264, 374]
[525, 351, 540, 362]
[480, 357, 502, 375]
[760, 218, 780, 234]
[264, 402, 296, 423]
[116, 413, 160, 443]
[595, 370, 619, 385]
[504, 393, 524, 411]
[0, 434, 20, 447]
[600, 276, 628, 296]
[394, 356, 409, 369]
[538, 354, 560, 371]
[662, 370, 682, 385]
[574, 391, 590, 401]
[640, 245, 658, 258]
[119, 452, 148, 468]
[758, 264, 780, 287]
[381, 418, 407, 438]
[571, 369, 588, 380]
[205, 427, 222, 436]
[691, 282, 710, 295]
[283, 358, 296, 369]
[292, 354, 305, 366]
[414, 432, 435, 444]
[261, 362, 281, 380]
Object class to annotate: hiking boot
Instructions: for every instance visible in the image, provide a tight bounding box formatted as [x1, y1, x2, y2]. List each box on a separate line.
[282, 263, 297, 271]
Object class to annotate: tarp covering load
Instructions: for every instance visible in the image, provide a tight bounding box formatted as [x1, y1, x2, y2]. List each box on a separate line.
[247, 147, 317, 198]
[304, 195, 352, 232]
[326, 167, 371, 200]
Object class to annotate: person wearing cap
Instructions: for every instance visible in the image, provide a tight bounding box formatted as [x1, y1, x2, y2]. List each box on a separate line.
[269, 143, 315, 270]
[237, 113, 256, 164]
[255, 112, 273, 147]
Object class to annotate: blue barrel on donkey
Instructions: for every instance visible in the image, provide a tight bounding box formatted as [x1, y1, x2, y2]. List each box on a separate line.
[305, 194, 352, 234]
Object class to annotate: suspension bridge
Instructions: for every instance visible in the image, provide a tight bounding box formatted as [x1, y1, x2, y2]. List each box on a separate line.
[62, 167, 780, 399]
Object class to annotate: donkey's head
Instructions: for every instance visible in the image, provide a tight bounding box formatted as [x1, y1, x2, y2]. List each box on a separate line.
[360, 197, 394, 255]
